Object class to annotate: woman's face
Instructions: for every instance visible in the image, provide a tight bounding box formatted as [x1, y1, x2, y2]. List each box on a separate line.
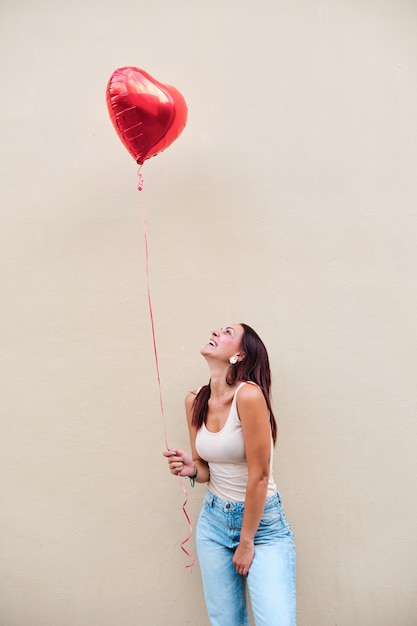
[200, 324, 245, 362]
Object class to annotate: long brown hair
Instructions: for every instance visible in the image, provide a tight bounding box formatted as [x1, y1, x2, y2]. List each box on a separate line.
[192, 323, 277, 444]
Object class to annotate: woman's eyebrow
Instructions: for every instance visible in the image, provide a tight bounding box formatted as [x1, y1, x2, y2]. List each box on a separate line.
[225, 326, 235, 333]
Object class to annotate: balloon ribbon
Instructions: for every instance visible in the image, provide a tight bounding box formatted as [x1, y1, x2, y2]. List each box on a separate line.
[138, 168, 194, 568]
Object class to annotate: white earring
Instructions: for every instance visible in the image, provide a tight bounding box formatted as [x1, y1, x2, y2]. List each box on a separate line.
[229, 355, 238, 365]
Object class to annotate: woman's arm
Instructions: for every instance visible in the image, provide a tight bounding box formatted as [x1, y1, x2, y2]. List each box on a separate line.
[163, 391, 210, 484]
[233, 384, 271, 576]
[184, 391, 210, 484]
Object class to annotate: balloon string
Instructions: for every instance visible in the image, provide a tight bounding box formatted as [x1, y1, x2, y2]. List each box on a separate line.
[179, 476, 194, 568]
[137, 168, 193, 568]
[139, 185, 169, 449]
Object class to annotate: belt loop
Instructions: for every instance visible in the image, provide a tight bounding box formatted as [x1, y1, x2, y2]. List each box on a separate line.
[206, 492, 214, 507]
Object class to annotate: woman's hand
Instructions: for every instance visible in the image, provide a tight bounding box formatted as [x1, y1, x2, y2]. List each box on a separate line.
[232, 539, 255, 577]
[163, 449, 195, 477]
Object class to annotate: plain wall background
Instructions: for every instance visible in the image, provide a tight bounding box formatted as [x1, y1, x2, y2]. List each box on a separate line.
[1, 1, 416, 624]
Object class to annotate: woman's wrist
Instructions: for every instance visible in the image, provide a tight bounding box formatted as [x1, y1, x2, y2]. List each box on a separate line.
[239, 534, 255, 546]
[189, 463, 198, 487]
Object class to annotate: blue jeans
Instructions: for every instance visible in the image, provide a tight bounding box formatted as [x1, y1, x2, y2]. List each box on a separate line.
[196, 490, 296, 626]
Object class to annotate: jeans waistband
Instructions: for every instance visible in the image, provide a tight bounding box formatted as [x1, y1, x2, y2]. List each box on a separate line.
[204, 490, 281, 512]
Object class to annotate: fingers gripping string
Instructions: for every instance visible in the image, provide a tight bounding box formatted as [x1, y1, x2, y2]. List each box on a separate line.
[137, 167, 193, 568]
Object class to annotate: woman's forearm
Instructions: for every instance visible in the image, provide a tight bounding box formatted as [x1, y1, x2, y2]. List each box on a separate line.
[240, 476, 268, 543]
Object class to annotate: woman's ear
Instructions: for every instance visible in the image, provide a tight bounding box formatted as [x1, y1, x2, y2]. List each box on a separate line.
[229, 352, 246, 366]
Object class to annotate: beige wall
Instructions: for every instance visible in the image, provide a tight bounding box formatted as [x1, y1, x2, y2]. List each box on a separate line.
[1, 1, 417, 624]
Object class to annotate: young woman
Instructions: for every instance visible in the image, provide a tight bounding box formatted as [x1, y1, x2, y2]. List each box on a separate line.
[163, 323, 296, 626]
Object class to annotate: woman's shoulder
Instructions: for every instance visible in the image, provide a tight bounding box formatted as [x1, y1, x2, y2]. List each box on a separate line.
[185, 389, 197, 402]
[236, 381, 264, 402]
[236, 382, 269, 423]
[185, 386, 203, 407]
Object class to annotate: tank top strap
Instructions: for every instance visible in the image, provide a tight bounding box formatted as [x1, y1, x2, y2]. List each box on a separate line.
[232, 381, 258, 414]
[235, 380, 257, 394]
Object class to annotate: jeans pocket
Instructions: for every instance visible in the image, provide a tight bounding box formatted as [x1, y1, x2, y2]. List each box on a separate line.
[259, 507, 282, 527]
[256, 504, 293, 543]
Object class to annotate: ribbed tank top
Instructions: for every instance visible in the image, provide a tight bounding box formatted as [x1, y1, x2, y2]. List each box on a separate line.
[195, 382, 277, 502]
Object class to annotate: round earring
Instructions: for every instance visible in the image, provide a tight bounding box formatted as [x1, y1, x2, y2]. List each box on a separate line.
[229, 355, 238, 365]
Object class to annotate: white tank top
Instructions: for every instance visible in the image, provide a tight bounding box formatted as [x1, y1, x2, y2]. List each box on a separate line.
[195, 382, 277, 502]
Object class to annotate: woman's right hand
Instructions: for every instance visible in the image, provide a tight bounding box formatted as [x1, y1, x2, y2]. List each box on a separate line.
[163, 449, 195, 477]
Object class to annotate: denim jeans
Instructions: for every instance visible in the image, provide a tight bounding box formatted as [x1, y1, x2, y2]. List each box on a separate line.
[196, 490, 296, 626]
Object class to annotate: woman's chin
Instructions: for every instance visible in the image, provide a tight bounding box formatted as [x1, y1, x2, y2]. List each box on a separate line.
[200, 345, 215, 358]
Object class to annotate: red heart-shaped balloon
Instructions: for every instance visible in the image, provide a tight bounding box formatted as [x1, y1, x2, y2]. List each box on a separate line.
[106, 67, 188, 165]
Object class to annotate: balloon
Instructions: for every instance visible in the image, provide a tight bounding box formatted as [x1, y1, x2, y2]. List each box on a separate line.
[106, 66, 188, 165]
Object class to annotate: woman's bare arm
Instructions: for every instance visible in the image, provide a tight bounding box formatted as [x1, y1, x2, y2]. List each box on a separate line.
[233, 384, 271, 575]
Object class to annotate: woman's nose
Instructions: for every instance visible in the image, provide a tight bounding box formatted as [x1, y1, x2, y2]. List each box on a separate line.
[212, 329, 220, 337]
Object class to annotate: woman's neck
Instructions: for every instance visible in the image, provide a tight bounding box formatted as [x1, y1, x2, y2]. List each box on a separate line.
[207, 364, 237, 398]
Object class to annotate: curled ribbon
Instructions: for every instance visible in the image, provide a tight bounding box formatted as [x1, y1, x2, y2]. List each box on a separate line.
[179, 476, 194, 568]
[138, 168, 194, 568]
